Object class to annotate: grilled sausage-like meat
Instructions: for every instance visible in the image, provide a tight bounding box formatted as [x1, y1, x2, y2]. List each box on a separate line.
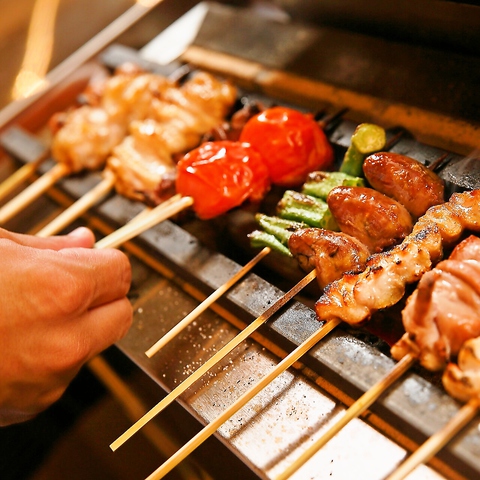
[288, 228, 370, 290]
[391, 235, 480, 371]
[443, 337, 480, 403]
[327, 186, 413, 253]
[363, 152, 445, 219]
[315, 189, 480, 327]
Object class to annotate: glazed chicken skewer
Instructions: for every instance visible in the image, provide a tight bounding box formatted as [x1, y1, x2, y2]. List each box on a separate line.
[0, 0, 166, 200]
[383, 236, 480, 480]
[0, 64, 173, 224]
[278, 232, 480, 480]
[138, 157, 455, 480]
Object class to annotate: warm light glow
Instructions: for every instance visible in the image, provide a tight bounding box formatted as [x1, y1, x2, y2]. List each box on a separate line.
[135, 0, 162, 7]
[12, 70, 50, 100]
[11, 0, 60, 100]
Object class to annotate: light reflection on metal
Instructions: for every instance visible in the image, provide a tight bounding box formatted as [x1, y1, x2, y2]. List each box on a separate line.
[12, 0, 60, 100]
[136, 0, 160, 6]
[0, 0, 165, 130]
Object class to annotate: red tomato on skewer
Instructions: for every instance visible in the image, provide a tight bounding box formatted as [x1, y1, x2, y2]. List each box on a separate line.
[239, 106, 334, 187]
[176, 141, 271, 220]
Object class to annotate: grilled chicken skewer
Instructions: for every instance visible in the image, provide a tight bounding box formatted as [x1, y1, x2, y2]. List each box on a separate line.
[34, 69, 237, 236]
[0, 64, 178, 225]
[278, 233, 480, 480]
[0, 65, 237, 227]
[113, 153, 445, 464]
[143, 157, 454, 479]
[383, 235, 480, 480]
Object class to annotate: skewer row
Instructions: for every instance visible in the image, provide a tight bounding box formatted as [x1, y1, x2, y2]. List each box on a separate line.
[2, 62, 477, 480]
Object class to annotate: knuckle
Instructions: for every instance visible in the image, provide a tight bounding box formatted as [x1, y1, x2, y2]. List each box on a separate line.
[47, 270, 92, 317]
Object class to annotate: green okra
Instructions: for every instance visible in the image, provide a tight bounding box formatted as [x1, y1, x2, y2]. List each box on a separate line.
[339, 123, 386, 177]
[248, 230, 293, 257]
[255, 213, 308, 246]
[277, 190, 339, 230]
[302, 171, 365, 200]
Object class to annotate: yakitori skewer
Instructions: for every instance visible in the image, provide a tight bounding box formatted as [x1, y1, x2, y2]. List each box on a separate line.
[144, 122, 389, 357]
[278, 229, 480, 479]
[387, 334, 480, 479]
[111, 268, 320, 451]
[0, 66, 146, 223]
[0, 66, 238, 226]
[31, 69, 239, 236]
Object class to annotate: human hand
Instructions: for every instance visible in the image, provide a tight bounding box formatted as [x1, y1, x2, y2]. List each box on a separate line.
[0, 227, 132, 425]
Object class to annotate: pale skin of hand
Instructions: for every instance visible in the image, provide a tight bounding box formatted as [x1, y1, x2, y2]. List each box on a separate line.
[0, 226, 132, 426]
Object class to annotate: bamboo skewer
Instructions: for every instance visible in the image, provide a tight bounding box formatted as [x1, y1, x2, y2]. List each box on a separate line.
[386, 398, 480, 480]
[36, 170, 116, 237]
[110, 268, 319, 452]
[95, 195, 192, 250]
[145, 245, 272, 357]
[0, 152, 49, 204]
[0, 163, 71, 224]
[144, 316, 342, 480]
[276, 353, 417, 480]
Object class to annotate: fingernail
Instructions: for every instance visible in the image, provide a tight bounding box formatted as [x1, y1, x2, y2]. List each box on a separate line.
[67, 227, 89, 238]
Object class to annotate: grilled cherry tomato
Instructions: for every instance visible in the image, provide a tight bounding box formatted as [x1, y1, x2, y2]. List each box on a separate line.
[176, 141, 271, 219]
[239, 106, 334, 187]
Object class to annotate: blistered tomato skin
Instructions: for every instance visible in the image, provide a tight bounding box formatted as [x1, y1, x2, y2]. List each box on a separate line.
[176, 141, 271, 220]
[239, 106, 334, 187]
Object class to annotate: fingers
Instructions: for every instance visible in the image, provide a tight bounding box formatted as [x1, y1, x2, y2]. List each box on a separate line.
[79, 297, 133, 361]
[55, 247, 132, 310]
[0, 226, 96, 250]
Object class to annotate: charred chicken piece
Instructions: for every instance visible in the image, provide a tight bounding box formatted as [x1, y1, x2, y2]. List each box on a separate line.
[315, 189, 480, 327]
[391, 236, 480, 371]
[50, 106, 127, 173]
[443, 337, 480, 403]
[327, 186, 413, 253]
[148, 71, 237, 147]
[363, 152, 445, 219]
[106, 125, 177, 206]
[107, 72, 237, 204]
[288, 228, 371, 290]
[50, 64, 177, 173]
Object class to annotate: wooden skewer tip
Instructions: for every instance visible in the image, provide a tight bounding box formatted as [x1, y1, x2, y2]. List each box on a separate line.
[144, 246, 272, 358]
